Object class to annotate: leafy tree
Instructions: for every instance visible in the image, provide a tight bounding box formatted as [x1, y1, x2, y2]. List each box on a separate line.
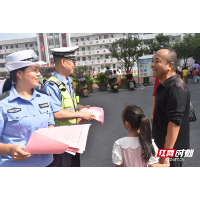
[73, 65, 92, 80]
[109, 35, 147, 73]
[172, 34, 194, 67]
[147, 33, 173, 53]
[105, 64, 111, 69]
[191, 33, 200, 63]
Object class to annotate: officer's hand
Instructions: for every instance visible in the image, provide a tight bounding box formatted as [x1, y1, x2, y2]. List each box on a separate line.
[9, 145, 32, 161]
[84, 105, 91, 108]
[80, 112, 96, 121]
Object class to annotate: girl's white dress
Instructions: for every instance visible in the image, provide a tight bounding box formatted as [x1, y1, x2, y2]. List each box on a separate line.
[112, 137, 159, 167]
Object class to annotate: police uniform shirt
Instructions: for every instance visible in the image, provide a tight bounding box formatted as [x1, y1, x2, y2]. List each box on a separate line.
[0, 85, 55, 167]
[42, 71, 74, 113]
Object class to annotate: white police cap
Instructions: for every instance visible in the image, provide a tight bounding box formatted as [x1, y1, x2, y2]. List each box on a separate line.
[50, 46, 79, 61]
[6, 50, 46, 72]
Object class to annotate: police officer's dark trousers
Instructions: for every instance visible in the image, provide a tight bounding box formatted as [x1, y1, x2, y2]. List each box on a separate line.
[47, 153, 80, 167]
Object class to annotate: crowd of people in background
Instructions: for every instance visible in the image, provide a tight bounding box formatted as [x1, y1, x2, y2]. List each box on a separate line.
[176, 60, 200, 84]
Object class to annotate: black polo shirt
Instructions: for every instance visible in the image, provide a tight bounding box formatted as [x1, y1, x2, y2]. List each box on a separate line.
[152, 74, 190, 150]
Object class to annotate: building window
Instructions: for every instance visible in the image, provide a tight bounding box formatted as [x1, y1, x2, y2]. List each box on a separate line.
[113, 64, 116, 69]
[87, 37, 90, 41]
[76, 48, 79, 52]
[25, 44, 28, 47]
[10, 46, 13, 49]
[87, 47, 90, 51]
[105, 55, 110, 59]
[16, 45, 18, 48]
[0, 55, 3, 59]
[62, 39, 66, 44]
[111, 34, 114, 38]
[55, 39, 59, 45]
[81, 38, 84, 41]
[99, 36, 102, 40]
[77, 57, 80, 61]
[76, 39, 78, 42]
[95, 37, 98, 40]
[82, 57, 86, 61]
[104, 35, 108, 39]
[100, 46, 103, 50]
[123, 33, 126, 36]
[97, 57, 100, 60]
[6, 46, 8, 49]
[35, 43, 37, 46]
[88, 56, 91, 60]
[128, 33, 133, 36]
[0, 46, 2, 50]
[101, 65, 104, 69]
[100, 55, 103, 59]
[30, 43, 33, 47]
[105, 45, 109, 49]
[82, 47, 85, 51]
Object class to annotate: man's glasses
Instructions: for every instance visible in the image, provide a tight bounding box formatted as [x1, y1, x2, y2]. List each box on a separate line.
[66, 59, 76, 65]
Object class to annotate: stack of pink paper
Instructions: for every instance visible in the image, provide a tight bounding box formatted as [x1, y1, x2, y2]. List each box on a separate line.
[24, 124, 91, 155]
[78, 107, 104, 125]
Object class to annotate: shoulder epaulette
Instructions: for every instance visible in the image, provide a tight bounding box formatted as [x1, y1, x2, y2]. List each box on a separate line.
[55, 80, 62, 86]
[0, 91, 10, 101]
[35, 89, 51, 96]
[45, 80, 62, 87]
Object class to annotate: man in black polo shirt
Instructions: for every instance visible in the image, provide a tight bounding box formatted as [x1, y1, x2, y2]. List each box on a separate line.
[151, 47, 190, 167]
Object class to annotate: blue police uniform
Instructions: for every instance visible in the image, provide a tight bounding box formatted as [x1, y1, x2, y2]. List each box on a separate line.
[42, 71, 80, 167]
[42, 71, 74, 113]
[0, 85, 55, 167]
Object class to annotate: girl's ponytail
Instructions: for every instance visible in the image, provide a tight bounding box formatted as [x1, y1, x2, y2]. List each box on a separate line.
[2, 77, 13, 93]
[122, 105, 156, 163]
[138, 114, 156, 162]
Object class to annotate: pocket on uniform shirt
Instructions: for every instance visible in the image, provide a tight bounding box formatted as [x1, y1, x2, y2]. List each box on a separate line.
[38, 107, 52, 115]
[5, 111, 28, 135]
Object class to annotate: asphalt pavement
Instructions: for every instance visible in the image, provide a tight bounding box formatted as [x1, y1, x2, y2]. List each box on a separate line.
[79, 78, 200, 167]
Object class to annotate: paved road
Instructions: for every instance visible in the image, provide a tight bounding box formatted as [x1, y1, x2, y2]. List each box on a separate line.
[80, 78, 200, 167]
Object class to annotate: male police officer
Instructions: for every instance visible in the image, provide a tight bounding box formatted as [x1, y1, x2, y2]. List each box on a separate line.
[42, 46, 95, 167]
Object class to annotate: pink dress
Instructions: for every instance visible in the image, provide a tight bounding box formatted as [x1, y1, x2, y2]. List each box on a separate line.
[112, 137, 159, 167]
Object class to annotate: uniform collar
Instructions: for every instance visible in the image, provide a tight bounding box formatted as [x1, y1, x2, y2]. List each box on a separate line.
[9, 85, 40, 102]
[53, 71, 72, 85]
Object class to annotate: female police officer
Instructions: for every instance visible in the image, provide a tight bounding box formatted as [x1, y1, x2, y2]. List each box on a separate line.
[0, 50, 55, 167]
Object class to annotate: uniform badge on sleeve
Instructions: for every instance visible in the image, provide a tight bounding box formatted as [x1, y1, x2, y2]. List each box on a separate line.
[7, 108, 21, 113]
[39, 103, 49, 108]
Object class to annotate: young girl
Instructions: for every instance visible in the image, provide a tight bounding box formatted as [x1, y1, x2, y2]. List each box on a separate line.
[193, 67, 198, 84]
[112, 105, 169, 167]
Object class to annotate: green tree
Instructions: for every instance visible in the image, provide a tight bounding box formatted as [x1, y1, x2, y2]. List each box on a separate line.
[104, 64, 111, 69]
[109, 35, 147, 73]
[73, 65, 92, 80]
[192, 33, 200, 63]
[148, 33, 173, 53]
[173, 34, 194, 67]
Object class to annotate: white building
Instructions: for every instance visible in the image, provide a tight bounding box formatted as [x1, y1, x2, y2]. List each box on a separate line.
[0, 37, 38, 72]
[37, 33, 188, 73]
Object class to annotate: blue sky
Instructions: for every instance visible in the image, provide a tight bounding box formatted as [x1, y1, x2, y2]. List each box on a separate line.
[0, 33, 36, 41]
